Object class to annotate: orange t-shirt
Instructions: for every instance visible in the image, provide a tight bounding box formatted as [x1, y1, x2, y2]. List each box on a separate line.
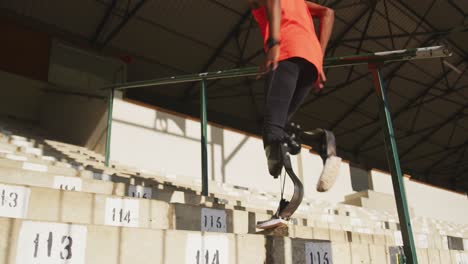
[252, 0, 323, 78]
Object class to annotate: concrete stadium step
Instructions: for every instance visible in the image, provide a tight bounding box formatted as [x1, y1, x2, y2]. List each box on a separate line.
[0, 156, 79, 177]
[46, 140, 105, 162]
[0, 181, 394, 246]
[0, 163, 245, 215]
[45, 134, 331, 202]
[3, 128, 466, 251]
[68, 165, 352, 225]
[0, 154, 274, 212]
[0, 129, 71, 158]
[0, 166, 114, 195]
[2, 136, 48, 157]
[0, 217, 465, 264]
[0, 152, 58, 166]
[0, 141, 17, 154]
[45, 144, 370, 224]
[0, 128, 12, 137]
[55, 163, 304, 217]
[0, 134, 410, 233]
[0, 155, 279, 215]
[45, 140, 290, 200]
[0, 153, 402, 237]
[0, 160, 395, 238]
[45, 139, 367, 216]
[345, 190, 395, 207]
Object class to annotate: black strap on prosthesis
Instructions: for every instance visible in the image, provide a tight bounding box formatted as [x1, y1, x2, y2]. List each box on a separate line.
[304, 128, 337, 163]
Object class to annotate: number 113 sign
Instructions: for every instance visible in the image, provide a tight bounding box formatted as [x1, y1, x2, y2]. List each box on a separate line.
[16, 221, 87, 264]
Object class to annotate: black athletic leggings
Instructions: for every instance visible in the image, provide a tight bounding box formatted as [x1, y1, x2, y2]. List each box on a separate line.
[263, 57, 318, 146]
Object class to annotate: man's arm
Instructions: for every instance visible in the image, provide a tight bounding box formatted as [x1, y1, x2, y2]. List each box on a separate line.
[265, 0, 281, 44]
[305, 1, 334, 55]
[264, 0, 281, 71]
[247, 0, 281, 42]
[248, 0, 282, 73]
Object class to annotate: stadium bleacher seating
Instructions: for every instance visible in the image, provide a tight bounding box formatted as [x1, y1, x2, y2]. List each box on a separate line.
[0, 117, 466, 263]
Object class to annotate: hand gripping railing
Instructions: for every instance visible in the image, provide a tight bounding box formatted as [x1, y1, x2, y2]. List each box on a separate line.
[103, 46, 451, 264]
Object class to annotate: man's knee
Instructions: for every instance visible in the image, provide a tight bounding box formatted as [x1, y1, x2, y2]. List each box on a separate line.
[263, 124, 286, 146]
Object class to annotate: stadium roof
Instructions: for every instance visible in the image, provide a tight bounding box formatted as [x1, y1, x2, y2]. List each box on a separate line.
[1, 0, 467, 192]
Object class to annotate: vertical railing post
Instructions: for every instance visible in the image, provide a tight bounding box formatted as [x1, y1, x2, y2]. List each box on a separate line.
[200, 79, 209, 196]
[369, 63, 418, 264]
[105, 88, 115, 167]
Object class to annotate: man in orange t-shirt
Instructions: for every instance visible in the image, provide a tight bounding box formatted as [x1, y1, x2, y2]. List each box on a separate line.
[248, 0, 335, 177]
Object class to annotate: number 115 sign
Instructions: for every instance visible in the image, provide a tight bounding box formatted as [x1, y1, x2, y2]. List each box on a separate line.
[305, 241, 333, 264]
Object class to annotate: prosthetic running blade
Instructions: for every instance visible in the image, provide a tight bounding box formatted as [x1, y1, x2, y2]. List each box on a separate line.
[256, 143, 304, 229]
[256, 217, 289, 229]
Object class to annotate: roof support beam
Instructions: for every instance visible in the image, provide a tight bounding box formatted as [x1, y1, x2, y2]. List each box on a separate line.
[360, 119, 452, 153]
[328, 3, 376, 131]
[400, 0, 437, 48]
[206, 0, 244, 16]
[399, 104, 468, 159]
[183, 10, 251, 99]
[351, 0, 446, 151]
[100, 0, 148, 49]
[395, 0, 468, 59]
[329, 89, 373, 131]
[300, 72, 371, 109]
[402, 141, 468, 164]
[191, 19, 260, 99]
[326, 4, 371, 52]
[425, 140, 468, 174]
[337, 25, 468, 44]
[343, 1, 377, 83]
[238, 16, 254, 62]
[448, 0, 466, 17]
[91, 0, 118, 45]
[432, 160, 468, 175]
[352, 59, 465, 152]
[453, 146, 468, 180]
[382, 0, 395, 49]
[312, 4, 459, 141]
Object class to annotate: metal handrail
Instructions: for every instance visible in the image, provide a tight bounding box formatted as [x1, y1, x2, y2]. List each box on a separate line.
[103, 46, 450, 91]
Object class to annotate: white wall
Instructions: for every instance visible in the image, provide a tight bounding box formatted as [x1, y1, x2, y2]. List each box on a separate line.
[110, 98, 355, 203]
[350, 166, 371, 191]
[38, 41, 124, 152]
[0, 69, 109, 154]
[0, 41, 123, 154]
[110, 98, 468, 224]
[49, 41, 126, 90]
[370, 170, 468, 225]
[39, 92, 108, 152]
[371, 170, 397, 195]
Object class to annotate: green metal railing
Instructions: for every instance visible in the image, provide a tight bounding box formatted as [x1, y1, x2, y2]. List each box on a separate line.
[103, 45, 451, 264]
[104, 46, 450, 92]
